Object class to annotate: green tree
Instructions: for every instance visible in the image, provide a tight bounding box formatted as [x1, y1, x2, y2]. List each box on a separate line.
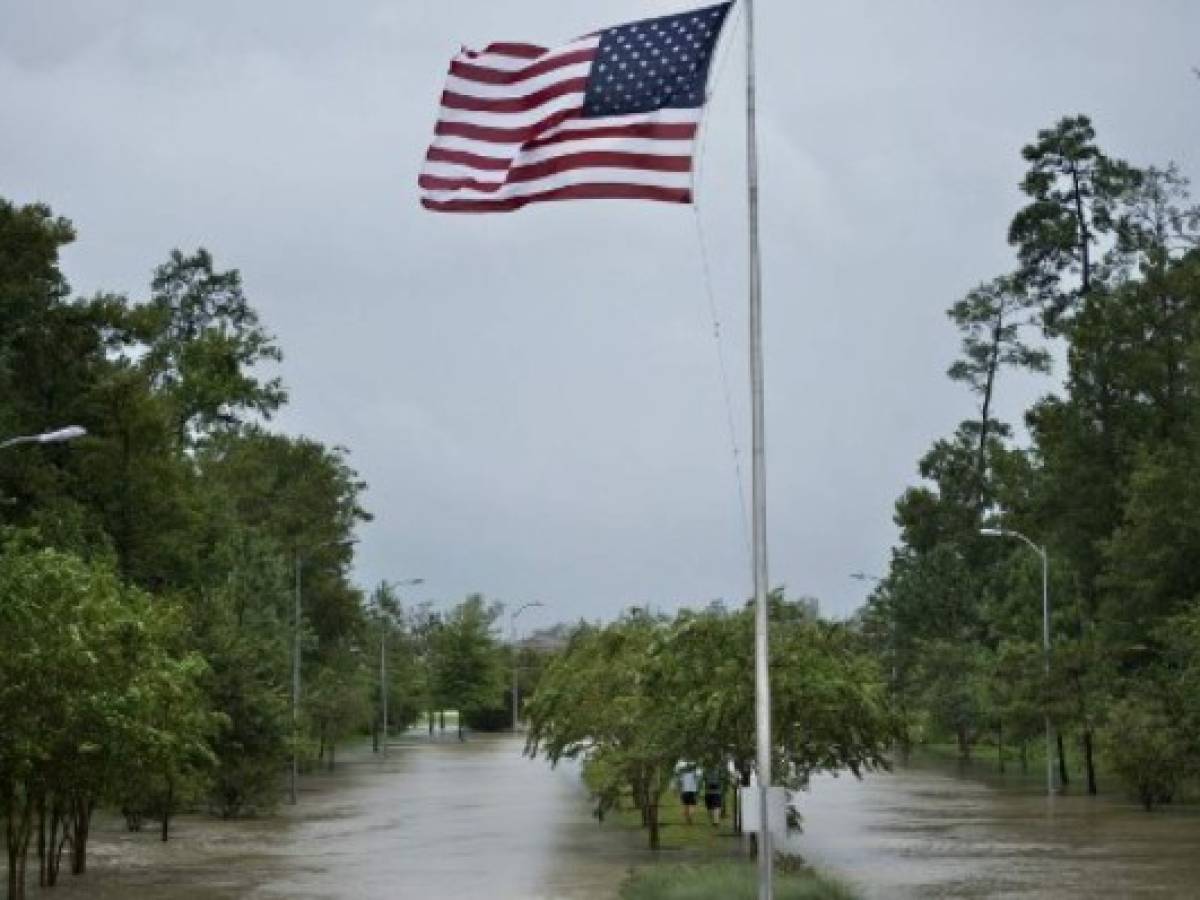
[431, 596, 506, 740]
[134, 249, 285, 442]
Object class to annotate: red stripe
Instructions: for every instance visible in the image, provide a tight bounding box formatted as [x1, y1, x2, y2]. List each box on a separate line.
[420, 152, 691, 194]
[422, 183, 692, 213]
[523, 121, 698, 151]
[425, 148, 512, 172]
[435, 108, 583, 145]
[440, 78, 588, 114]
[483, 42, 547, 59]
[450, 49, 597, 86]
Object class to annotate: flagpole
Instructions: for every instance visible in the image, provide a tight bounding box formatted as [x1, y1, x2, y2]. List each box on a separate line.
[744, 0, 773, 898]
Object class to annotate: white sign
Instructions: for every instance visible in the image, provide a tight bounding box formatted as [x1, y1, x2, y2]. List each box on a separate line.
[739, 786, 788, 839]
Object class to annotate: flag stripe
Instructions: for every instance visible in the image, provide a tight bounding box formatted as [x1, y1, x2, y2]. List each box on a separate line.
[420, 151, 692, 194]
[450, 47, 598, 86]
[425, 138, 696, 176]
[480, 42, 547, 59]
[523, 120, 698, 151]
[433, 108, 583, 146]
[421, 166, 691, 205]
[440, 77, 589, 114]
[422, 183, 692, 213]
[444, 62, 593, 100]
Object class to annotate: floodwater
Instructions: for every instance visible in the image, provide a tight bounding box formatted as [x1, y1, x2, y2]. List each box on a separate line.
[790, 754, 1200, 899]
[26, 734, 649, 900]
[15, 738, 1200, 899]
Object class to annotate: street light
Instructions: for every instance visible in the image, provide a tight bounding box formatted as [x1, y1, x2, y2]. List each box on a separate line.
[292, 538, 357, 804]
[510, 601, 544, 732]
[981, 526, 1054, 797]
[0, 426, 87, 450]
[376, 578, 424, 759]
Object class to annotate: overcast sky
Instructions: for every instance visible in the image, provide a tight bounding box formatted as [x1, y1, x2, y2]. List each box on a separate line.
[2, 1, 1198, 626]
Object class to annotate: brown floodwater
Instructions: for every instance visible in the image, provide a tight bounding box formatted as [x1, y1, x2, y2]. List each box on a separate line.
[12, 738, 1200, 899]
[789, 754, 1200, 899]
[20, 734, 650, 900]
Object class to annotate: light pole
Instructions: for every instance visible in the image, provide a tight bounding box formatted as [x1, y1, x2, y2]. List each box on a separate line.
[376, 578, 423, 759]
[291, 538, 357, 804]
[510, 601, 543, 732]
[0, 426, 87, 450]
[981, 526, 1053, 797]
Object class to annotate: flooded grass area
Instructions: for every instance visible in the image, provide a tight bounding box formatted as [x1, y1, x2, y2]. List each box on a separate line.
[9, 739, 1200, 899]
[790, 751, 1200, 899]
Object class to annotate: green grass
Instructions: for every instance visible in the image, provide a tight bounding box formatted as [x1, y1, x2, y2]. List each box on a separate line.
[605, 793, 741, 852]
[619, 863, 857, 900]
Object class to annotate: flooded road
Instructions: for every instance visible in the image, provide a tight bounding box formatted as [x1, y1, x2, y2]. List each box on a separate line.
[20, 738, 1200, 899]
[32, 734, 648, 900]
[790, 755, 1200, 899]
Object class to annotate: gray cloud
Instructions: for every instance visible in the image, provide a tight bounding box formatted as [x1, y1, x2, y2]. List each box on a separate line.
[2, 0, 1197, 625]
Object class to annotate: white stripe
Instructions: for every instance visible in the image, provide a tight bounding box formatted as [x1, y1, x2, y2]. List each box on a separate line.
[551, 107, 702, 132]
[459, 36, 599, 74]
[444, 62, 593, 101]
[436, 92, 585, 129]
[420, 167, 691, 204]
[421, 139, 696, 183]
[426, 107, 702, 161]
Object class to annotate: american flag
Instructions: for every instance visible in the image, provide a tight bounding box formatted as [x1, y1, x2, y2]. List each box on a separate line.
[420, 3, 733, 213]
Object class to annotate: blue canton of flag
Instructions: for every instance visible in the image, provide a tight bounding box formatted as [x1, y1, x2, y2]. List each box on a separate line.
[583, 4, 731, 118]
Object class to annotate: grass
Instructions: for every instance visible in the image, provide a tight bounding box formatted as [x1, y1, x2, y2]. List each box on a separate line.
[604, 792, 741, 852]
[618, 862, 858, 900]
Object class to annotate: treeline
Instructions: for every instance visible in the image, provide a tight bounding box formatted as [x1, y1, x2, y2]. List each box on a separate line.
[525, 597, 896, 850]
[859, 115, 1200, 809]
[0, 200, 536, 900]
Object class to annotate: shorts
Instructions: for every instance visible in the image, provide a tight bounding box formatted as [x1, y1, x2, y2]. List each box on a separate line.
[704, 792, 722, 811]
[681, 791, 698, 806]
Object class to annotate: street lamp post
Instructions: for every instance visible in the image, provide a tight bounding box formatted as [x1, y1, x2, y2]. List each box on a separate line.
[0, 426, 87, 450]
[981, 527, 1053, 797]
[376, 578, 423, 759]
[510, 602, 543, 732]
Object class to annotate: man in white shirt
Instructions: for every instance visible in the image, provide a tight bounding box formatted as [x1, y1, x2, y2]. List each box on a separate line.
[676, 763, 700, 825]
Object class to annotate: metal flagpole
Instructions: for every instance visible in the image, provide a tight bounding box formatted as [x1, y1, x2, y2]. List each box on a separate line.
[745, 0, 773, 898]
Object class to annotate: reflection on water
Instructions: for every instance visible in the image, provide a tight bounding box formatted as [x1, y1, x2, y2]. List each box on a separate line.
[789, 754, 1200, 899]
[14, 740, 1200, 899]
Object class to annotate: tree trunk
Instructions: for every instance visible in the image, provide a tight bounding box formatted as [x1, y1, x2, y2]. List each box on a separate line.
[1083, 728, 1098, 795]
[161, 777, 174, 843]
[6, 781, 35, 900]
[36, 797, 46, 888]
[69, 796, 93, 876]
[646, 801, 660, 851]
[997, 723, 1005, 774]
[1057, 732, 1070, 789]
[956, 725, 971, 761]
[1019, 741, 1029, 775]
[439, 711, 445, 732]
[328, 742, 337, 772]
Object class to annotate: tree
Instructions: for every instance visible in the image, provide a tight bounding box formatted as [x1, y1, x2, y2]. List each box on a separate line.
[946, 275, 1050, 505]
[431, 596, 506, 740]
[134, 249, 285, 443]
[526, 601, 896, 850]
[1008, 114, 1142, 330]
